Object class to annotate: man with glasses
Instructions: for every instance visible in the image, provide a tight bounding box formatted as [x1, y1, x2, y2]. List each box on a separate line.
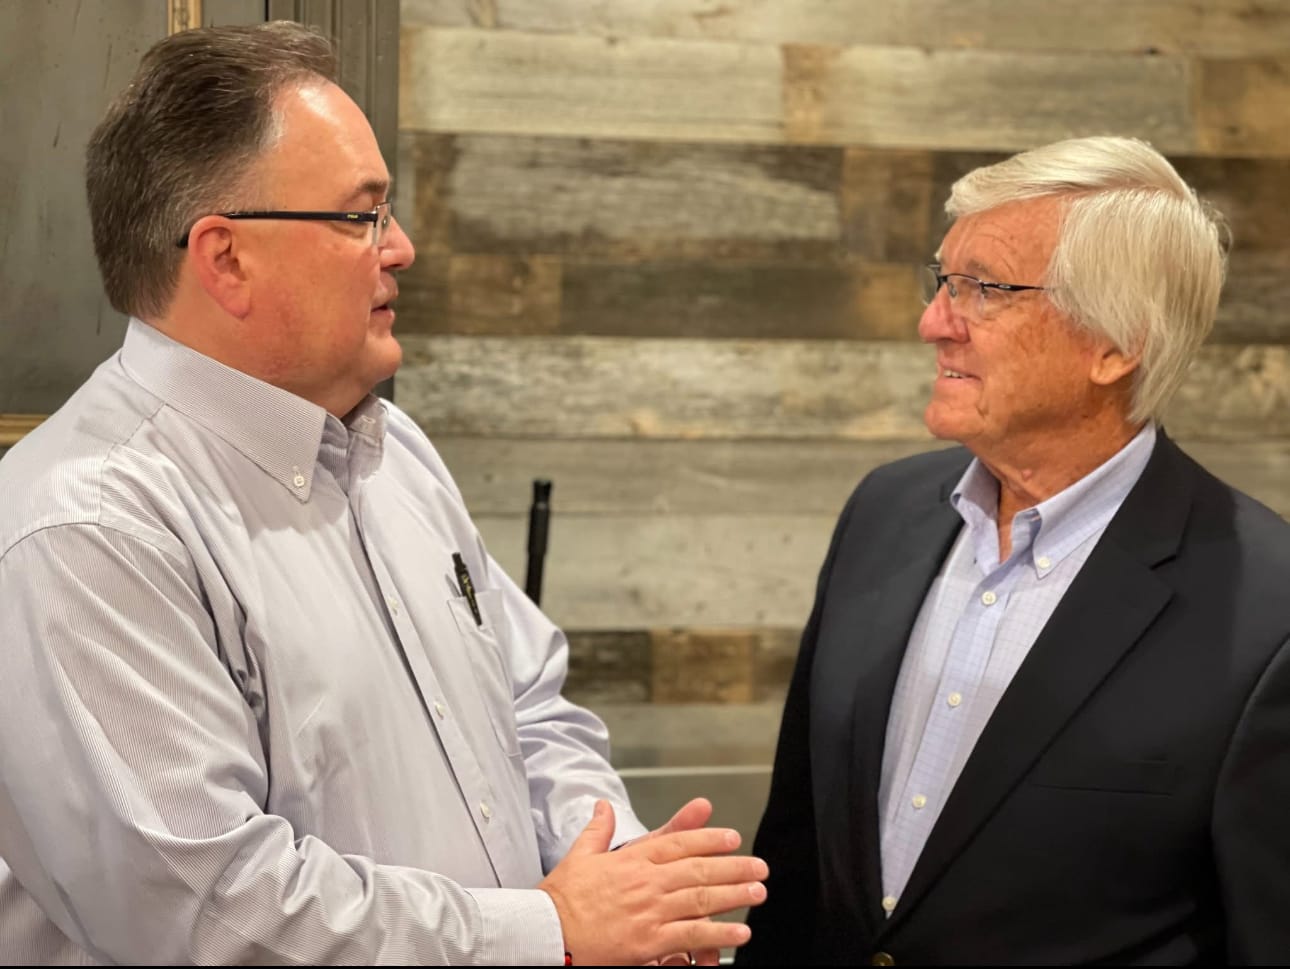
[0, 22, 766, 965]
[738, 137, 1290, 964]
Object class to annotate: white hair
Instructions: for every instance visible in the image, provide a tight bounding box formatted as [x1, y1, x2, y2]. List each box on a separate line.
[946, 136, 1229, 424]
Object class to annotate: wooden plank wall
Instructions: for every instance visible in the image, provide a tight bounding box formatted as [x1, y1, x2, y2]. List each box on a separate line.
[397, 0, 1290, 706]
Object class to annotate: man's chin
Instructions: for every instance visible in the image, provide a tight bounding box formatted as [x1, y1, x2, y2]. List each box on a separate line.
[924, 404, 968, 443]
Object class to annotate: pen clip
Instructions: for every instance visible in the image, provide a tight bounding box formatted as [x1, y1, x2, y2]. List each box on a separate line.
[452, 552, 483, 627]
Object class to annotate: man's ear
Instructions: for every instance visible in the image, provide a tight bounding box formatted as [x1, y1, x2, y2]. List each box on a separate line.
[1090, 340, 1140, 388]
[186, 216, 252, 318]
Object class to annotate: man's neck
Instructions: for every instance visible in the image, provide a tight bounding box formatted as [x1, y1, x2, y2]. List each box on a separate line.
[981, 421, 1144, 560]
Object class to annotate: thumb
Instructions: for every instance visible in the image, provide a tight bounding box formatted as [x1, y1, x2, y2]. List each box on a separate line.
[566, 799, 616, 857]
[652, 797, 713, 838]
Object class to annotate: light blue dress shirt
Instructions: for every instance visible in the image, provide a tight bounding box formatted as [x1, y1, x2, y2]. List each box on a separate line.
[877, 424, 1157, 913]
[0, 319, 647, 964]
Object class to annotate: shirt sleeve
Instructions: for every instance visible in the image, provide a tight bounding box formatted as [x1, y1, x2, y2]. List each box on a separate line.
[0, 523, 566, 965]
[477, 540, 650, 867]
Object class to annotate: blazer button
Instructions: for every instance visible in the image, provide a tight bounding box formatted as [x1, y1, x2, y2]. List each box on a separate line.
[871, 954, 895, 966]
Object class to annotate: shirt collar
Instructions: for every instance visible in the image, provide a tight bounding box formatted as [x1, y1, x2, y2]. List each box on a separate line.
[950, 423, 1158, 576]
[119, 318, 384, 501]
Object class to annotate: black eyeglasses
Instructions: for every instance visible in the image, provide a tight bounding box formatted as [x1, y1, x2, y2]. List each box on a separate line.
[177, 200, 394, 249]
[920, 263, 1046, 321]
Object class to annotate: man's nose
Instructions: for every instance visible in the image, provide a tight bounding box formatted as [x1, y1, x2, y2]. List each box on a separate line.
[917, 289, 967, 344]
[380, 215, 416, 271]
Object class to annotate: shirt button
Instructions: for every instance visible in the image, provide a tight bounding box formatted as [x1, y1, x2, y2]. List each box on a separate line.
[1037, 555, 1052, 570]
[480, 801, 492, 821]
[291, 467, 306, 488]
[387, 596, 400, 615]
[981, 590, 997, 606]
[434, 701, 446, 719]
[881, 895, 897, 913]
[911, 794, 927, 809]
[947, 691, 962, 707]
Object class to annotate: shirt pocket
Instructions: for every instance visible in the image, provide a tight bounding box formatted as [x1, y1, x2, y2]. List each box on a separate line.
[447, 587, 522, 759]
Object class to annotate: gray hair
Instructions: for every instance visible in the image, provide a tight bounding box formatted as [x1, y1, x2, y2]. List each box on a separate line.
[85, 21, 337, 319]
[947, 136, 1229, 424]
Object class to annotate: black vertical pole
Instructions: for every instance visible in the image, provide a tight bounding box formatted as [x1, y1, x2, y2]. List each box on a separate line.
[524, 479, 552, 605]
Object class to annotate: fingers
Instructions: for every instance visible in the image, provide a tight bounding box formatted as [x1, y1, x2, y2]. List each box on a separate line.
[661, 919, 752, 956]
[656, 854, 768, 894]
[636, 827, 741, 864]
[691, 947, 722, 966]
[660, 880, 767, 922]
[656, 954, 692, 967]
[563, 799, 616, 858]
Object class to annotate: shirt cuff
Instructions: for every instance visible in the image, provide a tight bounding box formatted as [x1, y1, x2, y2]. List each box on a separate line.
[468, 887, 566, 965]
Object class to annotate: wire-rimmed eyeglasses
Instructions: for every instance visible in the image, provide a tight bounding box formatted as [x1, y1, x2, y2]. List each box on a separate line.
[919, 263, 1046, 321]
[176, 200, 395, 249]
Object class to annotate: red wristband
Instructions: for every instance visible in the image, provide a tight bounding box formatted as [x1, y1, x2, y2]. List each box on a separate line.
[564, 952, 572, 966]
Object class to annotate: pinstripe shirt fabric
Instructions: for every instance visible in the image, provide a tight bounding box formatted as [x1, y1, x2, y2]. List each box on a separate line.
[877, 424, 1156, 911]
[0, 319, 647, 965]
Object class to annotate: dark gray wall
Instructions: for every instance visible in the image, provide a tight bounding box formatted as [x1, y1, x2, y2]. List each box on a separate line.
[0, 0, 165, 412]
[0, 0, 395, 416]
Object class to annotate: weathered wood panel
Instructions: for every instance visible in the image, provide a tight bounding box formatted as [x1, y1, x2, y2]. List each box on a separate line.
[783, 43, 1193, 152]
[432, 437, 945, 515]
[403, 0, 1290, 58]
[1197, 57, 1290, 157]
[841, 148, 935, 262]
[1216, 254, 1290, 345]
[1177, 156, 1290, 253]
[403, 257, 918, 340]
[400, 26, 1196, 152]
[396, 335, 1290, 440]
[402, 132, 843, 259]
[398, 335, 937, 439]
[428, 437, 1290, 520]
[395, 255, 1286, 343]
[595, 701, 783, 768]
[564, 627, 799, 706]
[400, 26, 785, 143]
[559, 260, 919, 340]
[476, 512, 834, 629]
[397, 257, 566, 341]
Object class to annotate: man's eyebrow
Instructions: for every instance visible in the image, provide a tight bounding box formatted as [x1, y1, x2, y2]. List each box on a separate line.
[342, 177, 391, 206]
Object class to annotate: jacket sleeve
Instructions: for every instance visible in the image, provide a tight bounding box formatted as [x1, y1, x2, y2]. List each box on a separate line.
[737, 485, 861, 965]
[1213, 632, 1290, 963]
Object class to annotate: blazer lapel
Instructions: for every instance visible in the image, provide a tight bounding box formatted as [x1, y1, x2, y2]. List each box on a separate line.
[883, 433, 1193, 932]
[849, 474, 963, 934]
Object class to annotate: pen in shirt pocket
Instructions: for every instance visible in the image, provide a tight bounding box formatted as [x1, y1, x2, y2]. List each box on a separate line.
[452, 552, 483, 627]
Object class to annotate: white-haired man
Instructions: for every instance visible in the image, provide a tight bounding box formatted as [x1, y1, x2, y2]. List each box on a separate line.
[739, 136, 1290, 965]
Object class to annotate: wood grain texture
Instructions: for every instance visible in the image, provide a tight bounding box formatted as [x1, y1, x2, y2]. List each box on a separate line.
[1216, 253, 1290, 345]
[400, 26, 784, 143]
[783, 43, 1194, 152]
[430, 436, 1290, 521]
[398, 255, 562, 336]
[397, 335, 937, 440]
[559, 627, 801, 707]
[1197, 57, 1290, 157]
[431, 437, 949, 515]
[395, 336, 1290, 440]
[475, 511, 835, 629]
[403, 0, 1290, 57]
[400, 132, 844, 259]
[559, 260, 920, 340]
[841, 148, 935, 262]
